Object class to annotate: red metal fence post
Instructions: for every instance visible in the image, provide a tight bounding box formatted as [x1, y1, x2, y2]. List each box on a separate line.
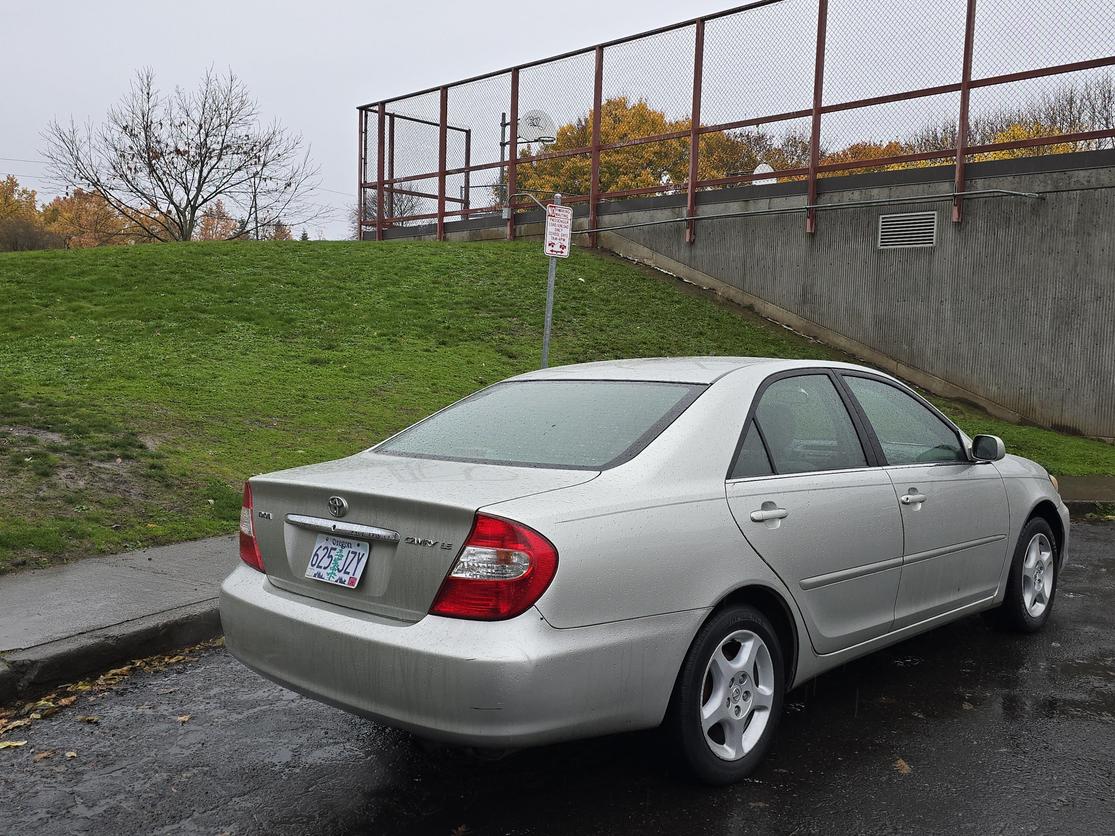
[387, 113, 396, 221]
[953, 0, 978, 223]
[375, 105, 386, 241]
[589, 46, 604, 247]
[357, 108, 366, 240]
[437, 87, 448, 241]
[686, 19, 706, 244]
[463, 129, 472, 220]
[506, 69, 519, 240]
[806, 0, 828, 235]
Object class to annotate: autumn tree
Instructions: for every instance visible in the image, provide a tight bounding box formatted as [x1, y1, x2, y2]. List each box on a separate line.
[41, 188, 136, 248]
[515, 96, 814, 198]
[44, 68, 320, 242]
[196, 199, 243, 241]
[0, 176, 61, 251]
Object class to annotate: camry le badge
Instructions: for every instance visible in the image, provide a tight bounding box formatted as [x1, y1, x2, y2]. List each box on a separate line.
[327, 496, 348, 518]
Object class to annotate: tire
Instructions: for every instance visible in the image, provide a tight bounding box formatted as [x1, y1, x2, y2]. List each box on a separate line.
[990, 517, 1059, 633]
[667, 604, 785, 785]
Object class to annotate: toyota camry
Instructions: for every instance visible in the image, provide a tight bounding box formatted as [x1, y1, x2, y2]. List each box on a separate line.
[220, 357, 1068, 784]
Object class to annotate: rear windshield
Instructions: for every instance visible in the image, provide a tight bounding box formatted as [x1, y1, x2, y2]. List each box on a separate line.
[375, 380, 705, 470]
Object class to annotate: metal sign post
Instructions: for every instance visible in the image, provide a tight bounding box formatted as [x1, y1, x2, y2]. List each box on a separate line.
[541, 194, 572, 369]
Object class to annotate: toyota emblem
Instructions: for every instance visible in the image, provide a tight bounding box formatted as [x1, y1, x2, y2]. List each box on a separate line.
[327, 496, 348, 518]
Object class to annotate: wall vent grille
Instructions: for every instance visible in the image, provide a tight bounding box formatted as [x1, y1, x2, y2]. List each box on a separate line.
[877, 211, 937, 249]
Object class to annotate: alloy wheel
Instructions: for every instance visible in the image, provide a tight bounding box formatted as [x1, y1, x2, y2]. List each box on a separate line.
[1021, 532, 1054, 618]
[699, 629, 775, 761]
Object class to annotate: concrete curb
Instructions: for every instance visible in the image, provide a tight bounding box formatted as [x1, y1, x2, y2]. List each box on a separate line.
[0, 599, 222, 706]
[1066, 500, 1115, 519]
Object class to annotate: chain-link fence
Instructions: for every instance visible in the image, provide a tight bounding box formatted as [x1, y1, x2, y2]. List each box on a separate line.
[358, 0, 1115, 239]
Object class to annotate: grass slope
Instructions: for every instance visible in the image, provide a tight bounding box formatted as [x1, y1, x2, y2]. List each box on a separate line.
[1, 240, 1111, 572]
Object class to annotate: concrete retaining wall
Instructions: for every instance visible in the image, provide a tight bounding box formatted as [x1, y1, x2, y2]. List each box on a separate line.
[379, 151, 1115, 439]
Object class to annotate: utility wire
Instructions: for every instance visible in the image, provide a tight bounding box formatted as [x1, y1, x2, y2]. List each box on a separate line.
[0, 155, 48, 165]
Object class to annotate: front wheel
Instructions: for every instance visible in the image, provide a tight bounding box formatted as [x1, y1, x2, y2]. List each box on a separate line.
[990, 517, 1059, 632]
[667, 604, 785, 785]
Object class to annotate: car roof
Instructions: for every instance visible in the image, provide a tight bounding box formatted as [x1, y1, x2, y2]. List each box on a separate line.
[509, 356, 874, 384]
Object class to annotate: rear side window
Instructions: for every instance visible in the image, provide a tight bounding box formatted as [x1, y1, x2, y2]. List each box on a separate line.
[376, 380, 705, 470]
[730, 424, 773, 479]
[752, 374, 867, 475]
[843, 376, 965, 465]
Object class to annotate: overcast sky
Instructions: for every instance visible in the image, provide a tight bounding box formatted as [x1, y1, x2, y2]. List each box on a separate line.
[1, 1, 1104, 238]
[2, 0, 741, 238]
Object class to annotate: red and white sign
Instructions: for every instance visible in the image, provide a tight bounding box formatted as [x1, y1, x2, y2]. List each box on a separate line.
[543, 203, 573, 258]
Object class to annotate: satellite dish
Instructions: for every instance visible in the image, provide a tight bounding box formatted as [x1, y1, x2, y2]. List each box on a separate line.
[518, 109, 557, 144]
[752, 163, 776, 186]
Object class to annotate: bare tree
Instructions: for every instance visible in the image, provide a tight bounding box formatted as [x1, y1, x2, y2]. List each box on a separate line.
[43, 68, 321, 241]
[350, 189, 422, 240]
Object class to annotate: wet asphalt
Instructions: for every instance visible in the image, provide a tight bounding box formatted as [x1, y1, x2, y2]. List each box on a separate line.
[2, 523, 1113, 836]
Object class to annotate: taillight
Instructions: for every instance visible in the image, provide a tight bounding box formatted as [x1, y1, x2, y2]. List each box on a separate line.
[429, 514, 558, 621]
[239, 481, 264, 572]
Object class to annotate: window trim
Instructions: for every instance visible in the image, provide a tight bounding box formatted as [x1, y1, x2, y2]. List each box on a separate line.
[834, 371, 973, 468]
[725, 368, 882, 481]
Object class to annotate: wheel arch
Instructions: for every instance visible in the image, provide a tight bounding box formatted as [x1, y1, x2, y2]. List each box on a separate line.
[709, 583, 800, 688]
[1027, 499, 1065, 565]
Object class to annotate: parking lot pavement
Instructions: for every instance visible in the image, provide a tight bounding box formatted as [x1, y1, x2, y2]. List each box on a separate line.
[2, 523, 1113, 836]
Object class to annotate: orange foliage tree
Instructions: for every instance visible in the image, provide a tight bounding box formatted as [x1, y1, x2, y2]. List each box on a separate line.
[41, 189, 137, 248]
[514, 96, 811, 198]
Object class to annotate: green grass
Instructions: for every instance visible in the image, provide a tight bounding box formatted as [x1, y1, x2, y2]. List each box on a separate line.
[1, 240, 1112, 572]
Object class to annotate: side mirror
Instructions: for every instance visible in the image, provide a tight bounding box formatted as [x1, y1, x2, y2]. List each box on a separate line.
[971, 434, 1006, 462]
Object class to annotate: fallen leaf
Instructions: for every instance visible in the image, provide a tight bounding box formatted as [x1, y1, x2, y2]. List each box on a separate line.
[176, 714, 192, 724]
[1, 718, 33, 735]
[34, 750, 55, 762]
[65, 751, 77, 759]
[962, 701, 975, 710]
[0, 741, 28, 749]
[894, 758, 912, 775]
[57, 696, 77, 708]
[76, 715, 99, 724]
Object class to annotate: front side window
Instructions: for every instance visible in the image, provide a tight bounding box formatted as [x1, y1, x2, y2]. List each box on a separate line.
[843, 376, 965, 465]
[751, 374, 867, 475]
[375, 380, 705, 470]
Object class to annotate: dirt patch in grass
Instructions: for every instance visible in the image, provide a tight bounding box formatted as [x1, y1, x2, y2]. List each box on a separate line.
[0, 385, 235, 573]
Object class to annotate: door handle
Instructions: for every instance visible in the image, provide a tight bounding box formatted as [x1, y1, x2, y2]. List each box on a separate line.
[900, 491, 928, 505]
[750, 507, 789, 523]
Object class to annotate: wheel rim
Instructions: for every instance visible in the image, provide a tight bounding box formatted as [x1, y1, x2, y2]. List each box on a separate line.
[1021, 532, 1054, 618]
[699, 629, 775, 761]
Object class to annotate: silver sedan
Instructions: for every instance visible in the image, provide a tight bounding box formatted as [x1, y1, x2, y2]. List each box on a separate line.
[220, 357, 1069, 784]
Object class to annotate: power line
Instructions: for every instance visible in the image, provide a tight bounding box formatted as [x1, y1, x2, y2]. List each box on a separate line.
[311, 185, 356, 198]
[1, 171, 55, 183]
[0, 155, 48, 165]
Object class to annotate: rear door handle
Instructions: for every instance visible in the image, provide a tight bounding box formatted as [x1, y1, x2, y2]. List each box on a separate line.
[750, 507, 789, 522]
[900, 491, 927, 505]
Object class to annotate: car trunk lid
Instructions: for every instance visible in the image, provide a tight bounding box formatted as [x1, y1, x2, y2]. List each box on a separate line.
[248, 452, 596, 622]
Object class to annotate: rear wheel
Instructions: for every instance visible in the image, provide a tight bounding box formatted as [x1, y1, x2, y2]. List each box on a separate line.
[990, 517, 1058, 632]
[668, 604, 784, 785]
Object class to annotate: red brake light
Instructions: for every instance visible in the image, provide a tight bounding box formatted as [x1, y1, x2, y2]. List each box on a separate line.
[239, 481, 265, 572]
[429, 514, 558, 621]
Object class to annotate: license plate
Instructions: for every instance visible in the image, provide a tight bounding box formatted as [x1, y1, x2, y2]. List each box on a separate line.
[305, 534, 370, 589]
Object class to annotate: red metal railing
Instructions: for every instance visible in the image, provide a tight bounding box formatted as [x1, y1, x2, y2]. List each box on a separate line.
[358, 0, 1115, 241]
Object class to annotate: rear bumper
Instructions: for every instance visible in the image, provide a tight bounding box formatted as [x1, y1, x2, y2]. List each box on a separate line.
[220, 564, 703, 748]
